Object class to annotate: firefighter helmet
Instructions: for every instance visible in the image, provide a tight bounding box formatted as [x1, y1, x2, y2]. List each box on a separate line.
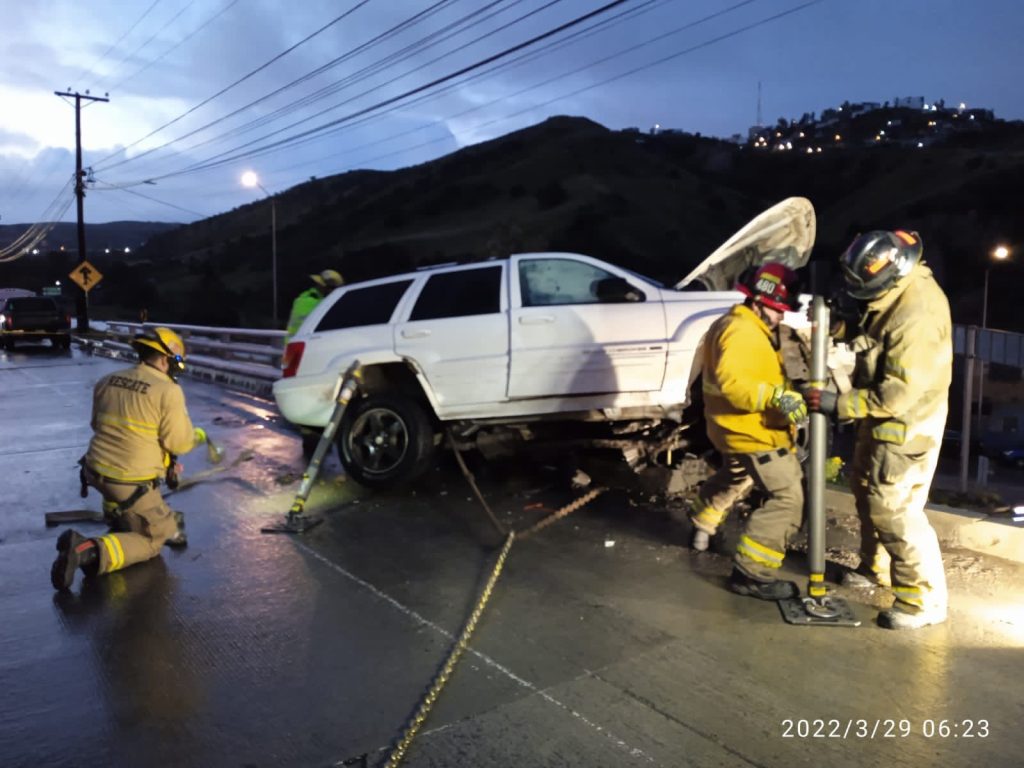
[839, 230, 922, 300]
[736, 262, 801, 313]
[132, 326, 186, 380]
[310, 269, 343, 289]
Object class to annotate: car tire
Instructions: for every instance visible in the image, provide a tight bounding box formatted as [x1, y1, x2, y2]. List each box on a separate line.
[338, 393, 436, 489]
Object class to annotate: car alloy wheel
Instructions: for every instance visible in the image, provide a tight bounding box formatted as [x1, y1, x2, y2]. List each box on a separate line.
[338, 392, 437, 488]
[347, 406, 410, 476]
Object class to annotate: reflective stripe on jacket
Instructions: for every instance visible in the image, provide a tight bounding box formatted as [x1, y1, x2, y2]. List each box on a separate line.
[285, 288, 324, 340]
[836, 262, 952, 447]
[86, 363, 198, 482]
[702, 303, 794, 454]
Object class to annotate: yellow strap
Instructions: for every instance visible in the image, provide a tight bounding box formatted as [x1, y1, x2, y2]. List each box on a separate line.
[693, 500, 726, 529]
[872, 421, 907, 444]
[96, 412, 158, 436]
[892, 586, 924, 607]
[737, 534, 784, 568]
[99, 535, 122, 571]
[89, 459, 159, 484]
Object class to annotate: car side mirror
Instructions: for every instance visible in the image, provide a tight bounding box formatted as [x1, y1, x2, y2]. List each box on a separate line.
[594, 276, 645, 303]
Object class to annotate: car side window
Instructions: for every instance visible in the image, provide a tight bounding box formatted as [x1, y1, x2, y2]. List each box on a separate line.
[409, 266, 502, 321]
[519, 258, 617, 307]
[315, 280, 413, 332]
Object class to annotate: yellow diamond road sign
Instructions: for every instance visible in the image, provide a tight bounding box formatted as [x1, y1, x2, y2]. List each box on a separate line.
[69, 260, 103, 293]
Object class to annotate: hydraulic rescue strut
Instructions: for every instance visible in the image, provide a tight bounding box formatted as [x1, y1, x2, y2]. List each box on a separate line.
[778, 295, 860, 627]
[262, 361, 362, 534]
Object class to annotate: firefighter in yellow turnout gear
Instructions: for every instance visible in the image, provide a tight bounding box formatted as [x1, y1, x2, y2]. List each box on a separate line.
[52, 327, 207, 590]
[806, 230, 951, 630]
[690, 263, 808, 601]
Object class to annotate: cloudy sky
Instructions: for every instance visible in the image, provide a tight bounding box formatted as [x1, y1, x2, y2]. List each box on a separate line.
[1, 0, 1022, 225]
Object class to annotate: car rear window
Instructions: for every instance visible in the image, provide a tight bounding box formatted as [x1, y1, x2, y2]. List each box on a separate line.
[315, 279, 413, 332]
[409, 265, 502, 321]
[7, 297, 58, 311]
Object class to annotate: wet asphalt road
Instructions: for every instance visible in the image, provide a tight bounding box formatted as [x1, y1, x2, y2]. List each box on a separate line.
[2, 344, 1023, 768]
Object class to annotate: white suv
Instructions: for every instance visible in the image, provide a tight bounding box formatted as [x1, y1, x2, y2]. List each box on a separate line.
[273, 198, 816, 488]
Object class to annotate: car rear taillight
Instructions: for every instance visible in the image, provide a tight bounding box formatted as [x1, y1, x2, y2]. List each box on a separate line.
[282, 341, 305, 378]
[64, 313, 72, 327]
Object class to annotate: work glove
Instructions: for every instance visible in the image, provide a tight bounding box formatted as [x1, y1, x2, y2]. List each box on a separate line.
[193, 426, 208, 444]
[768, 386, 808, 425]
[801, 386, 838, 416]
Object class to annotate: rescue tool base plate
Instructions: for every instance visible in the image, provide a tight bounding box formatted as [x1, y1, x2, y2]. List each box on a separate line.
[778, 596, 861, 627]
[261, 513, 324, 534]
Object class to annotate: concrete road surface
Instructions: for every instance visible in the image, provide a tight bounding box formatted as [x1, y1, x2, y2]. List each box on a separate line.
[2, 344, 1023, 768]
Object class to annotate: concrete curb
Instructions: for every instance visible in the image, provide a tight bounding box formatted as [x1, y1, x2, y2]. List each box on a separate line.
[825, 486, 1024, 564]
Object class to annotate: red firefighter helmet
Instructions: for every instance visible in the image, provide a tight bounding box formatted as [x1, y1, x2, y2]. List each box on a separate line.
[736, 262, 801, 313]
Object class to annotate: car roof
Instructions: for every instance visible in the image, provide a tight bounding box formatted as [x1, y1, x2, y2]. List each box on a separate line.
[340, 252, 613, 287]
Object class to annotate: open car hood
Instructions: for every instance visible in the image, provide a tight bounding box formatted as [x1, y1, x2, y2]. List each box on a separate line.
[675, 197, 816, 290]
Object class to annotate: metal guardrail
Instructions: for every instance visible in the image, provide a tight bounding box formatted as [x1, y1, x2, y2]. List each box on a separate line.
[76, 321, 285, 396]
[954, 324, 1024, 367]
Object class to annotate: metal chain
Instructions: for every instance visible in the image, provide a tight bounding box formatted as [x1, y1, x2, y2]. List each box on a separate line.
[517, 487, 606, 540]
[381, 486, 606, 767]
[383, 529, 516, 768]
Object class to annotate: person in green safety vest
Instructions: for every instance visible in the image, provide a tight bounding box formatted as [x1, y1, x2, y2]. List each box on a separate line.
[285, 269, 343, 341]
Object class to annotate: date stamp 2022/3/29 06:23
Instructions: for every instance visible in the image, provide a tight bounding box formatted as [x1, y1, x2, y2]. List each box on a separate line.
[781, 718, 990, 740]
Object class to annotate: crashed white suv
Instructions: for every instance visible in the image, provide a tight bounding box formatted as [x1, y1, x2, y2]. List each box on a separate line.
[273, 198, 816, 488]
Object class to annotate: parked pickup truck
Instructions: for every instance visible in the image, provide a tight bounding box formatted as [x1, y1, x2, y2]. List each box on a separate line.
[0, 295, 72, 350]
[273, 198, 818, 488]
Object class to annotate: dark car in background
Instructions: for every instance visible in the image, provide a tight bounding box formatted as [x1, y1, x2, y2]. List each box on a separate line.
[0, 296, 71, 350]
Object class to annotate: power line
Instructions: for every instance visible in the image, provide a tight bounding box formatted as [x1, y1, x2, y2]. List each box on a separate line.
[73, 0, 164, 88]
[94, 182, 208, 218]
[94, 0, 198, 92]
[107, 1, 254, 92]
[91, 0, 376, 168]
[94, 0, 467, 173]
[141, 0, 635, 182]
[344, 0, 827, 172]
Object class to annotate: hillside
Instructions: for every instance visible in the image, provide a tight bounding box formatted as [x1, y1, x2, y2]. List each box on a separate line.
[9, 115, 1024, 332]
[0, 221, 180, 253]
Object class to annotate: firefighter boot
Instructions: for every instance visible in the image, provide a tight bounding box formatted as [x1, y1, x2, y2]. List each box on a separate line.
[166, 510, 188, 548]
[728, 567, 798, 601]
[51, 529, 98, 590]
[877, 606, 947, 630]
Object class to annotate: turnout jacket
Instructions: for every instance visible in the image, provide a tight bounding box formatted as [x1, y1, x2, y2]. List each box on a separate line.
[836, 262, 952, 449]
[85, 362, 198, 483]
[701, 303, 794, 454]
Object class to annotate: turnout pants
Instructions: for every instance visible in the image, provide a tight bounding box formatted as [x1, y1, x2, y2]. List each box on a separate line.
[850, 429, 947, 613]
[692, 448, 804, 580]
[84, 471, 178, 575]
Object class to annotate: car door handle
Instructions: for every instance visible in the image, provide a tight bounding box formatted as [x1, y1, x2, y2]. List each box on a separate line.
[518, 315, 555, 325]
[401, 329, 431, 339]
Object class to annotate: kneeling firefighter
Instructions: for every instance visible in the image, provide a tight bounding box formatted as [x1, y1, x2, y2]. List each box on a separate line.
[52, 327, 208, 590]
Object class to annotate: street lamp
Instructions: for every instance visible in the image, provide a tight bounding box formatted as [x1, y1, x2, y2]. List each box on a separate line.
[241, 170, 278, 327]
[976, 244, 1011, 450]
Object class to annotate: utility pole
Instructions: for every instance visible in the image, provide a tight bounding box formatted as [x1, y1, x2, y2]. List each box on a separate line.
[54, 89, 109, 333]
